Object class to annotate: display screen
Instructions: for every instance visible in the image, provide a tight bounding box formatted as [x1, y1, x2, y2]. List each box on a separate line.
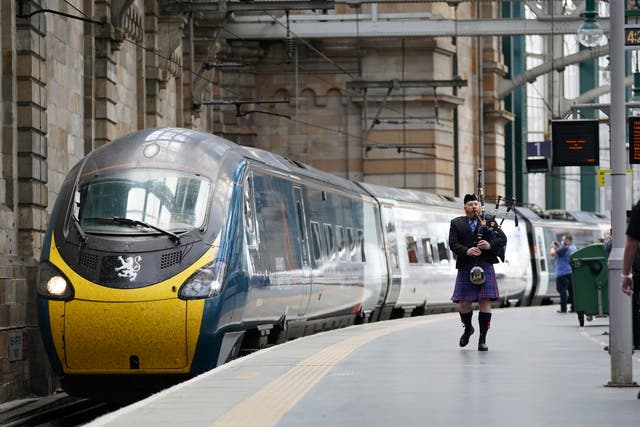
[551, 120, 599, 167]
[628, 117, 640, 164]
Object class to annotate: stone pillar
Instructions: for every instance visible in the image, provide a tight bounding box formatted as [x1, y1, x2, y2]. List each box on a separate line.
[182, 16, 198, 129]
[145, 12, 184, 128]
[83, 0, 97, 155]
[480, 2, 514, 199]
[2, 0, 53, 400]
[94, 1, 121, 147]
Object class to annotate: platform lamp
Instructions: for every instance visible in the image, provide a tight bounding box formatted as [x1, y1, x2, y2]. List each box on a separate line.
[577, 0, 605, 47]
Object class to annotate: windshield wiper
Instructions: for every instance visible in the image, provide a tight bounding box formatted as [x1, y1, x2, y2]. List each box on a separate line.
[93, 217, 181, 243]
[73, 216, 87, 243]
[113, 217, 182, 243]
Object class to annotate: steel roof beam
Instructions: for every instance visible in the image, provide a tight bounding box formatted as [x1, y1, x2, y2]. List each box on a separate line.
[160, 0, 335, 13]
[223, 16, 610, 38]
[498, 45, 608, 99]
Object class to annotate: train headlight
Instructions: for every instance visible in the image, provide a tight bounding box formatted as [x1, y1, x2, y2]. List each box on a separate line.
[179, 259, 227, 300]
[38, 263, 75, 300]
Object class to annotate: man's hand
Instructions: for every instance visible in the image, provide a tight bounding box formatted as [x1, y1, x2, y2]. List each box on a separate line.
[621, 276, 634, 296]
[477, 239, 491, 250]
[466, 247, 481, 256]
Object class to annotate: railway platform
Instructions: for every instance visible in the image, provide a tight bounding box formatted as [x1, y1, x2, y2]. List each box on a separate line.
[89, 306, 640, 427]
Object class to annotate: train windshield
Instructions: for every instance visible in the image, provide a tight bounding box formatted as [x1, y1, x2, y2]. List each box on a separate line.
[77, 168, 211, 234]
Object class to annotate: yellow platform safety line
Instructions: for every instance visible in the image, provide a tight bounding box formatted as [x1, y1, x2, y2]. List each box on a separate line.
[210, 313, 457, 427]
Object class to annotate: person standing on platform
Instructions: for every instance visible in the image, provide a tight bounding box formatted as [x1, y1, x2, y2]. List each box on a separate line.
[621, 201, 640, 351]
[449, 194, 507, 352]
[550, 234, 577, 313]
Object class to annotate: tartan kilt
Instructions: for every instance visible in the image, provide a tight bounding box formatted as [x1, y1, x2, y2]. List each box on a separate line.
[451, 261, 500, 302]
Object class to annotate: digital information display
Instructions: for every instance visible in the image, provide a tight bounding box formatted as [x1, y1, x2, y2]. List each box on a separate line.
[626, 25, 640, 49]
[629, 117, 640, 164]
[624, 23, 640, 49]
[551, 120, 599, 167]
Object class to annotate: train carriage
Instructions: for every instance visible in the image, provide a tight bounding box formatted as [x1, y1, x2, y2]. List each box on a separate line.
[517, 207, 610, 305]
[357, 183, 531, 312]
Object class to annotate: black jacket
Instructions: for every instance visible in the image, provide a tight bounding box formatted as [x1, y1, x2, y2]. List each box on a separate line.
[448, 215, 507, 271]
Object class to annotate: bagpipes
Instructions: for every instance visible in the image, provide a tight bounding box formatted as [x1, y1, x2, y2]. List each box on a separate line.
[475, 168, 518, 235]
[469, 169, 518, 285]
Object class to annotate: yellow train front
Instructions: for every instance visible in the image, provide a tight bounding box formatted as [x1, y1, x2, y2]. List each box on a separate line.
[37, 128, 242, 401]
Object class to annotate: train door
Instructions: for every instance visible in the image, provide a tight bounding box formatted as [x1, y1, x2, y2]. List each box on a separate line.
[293, 186, 312, 315]
[533, 226, 550, 302]
[379, 204, 402, 318]
[361, 200, 388, 319]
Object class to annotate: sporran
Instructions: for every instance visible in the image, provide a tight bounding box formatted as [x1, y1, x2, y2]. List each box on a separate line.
[469, 265, 486, 285]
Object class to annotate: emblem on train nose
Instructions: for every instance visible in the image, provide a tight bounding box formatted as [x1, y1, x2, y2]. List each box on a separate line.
[114, 256, 142, 281]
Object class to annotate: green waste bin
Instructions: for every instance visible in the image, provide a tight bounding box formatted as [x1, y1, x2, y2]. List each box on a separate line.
[569, 243, 609, 327]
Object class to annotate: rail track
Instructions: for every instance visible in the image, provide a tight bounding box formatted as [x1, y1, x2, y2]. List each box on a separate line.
[0, 393, 120, 426]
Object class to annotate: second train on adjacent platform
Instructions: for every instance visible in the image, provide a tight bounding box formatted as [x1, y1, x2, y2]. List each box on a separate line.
[36, 127, 609, 400]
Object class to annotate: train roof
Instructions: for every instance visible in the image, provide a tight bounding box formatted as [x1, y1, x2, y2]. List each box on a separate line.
[78, 128, 363, 195]
[358, 182, 459, 209]
[242, 146, 365, 195]
[516, 206, 609, 231]
[79, 128, 238, 178]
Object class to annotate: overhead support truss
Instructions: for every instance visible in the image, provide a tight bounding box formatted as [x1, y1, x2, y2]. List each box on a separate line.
[224, 16, 609, 39]
[161, 1, 609, 39]
[161, 0, 335, 13]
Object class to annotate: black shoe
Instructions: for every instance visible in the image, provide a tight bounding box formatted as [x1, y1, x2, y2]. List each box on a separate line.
[459, 325, 475, 347]
[557, 309, 567, 313]
[478, 342, 488, 351]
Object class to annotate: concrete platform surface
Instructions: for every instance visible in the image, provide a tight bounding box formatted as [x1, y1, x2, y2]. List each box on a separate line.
[89, 306, 640, 427]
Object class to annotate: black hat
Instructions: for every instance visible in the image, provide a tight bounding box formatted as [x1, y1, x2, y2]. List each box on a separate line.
[463, 194, 478, 204]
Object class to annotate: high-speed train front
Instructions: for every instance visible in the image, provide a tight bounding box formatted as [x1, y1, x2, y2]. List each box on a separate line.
[37, 128, 240, 399]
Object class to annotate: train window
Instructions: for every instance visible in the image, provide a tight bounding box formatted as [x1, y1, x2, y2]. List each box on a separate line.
[422, 237, 434, 264]
[406, 236, 419, 264]
[311, 222, 322, 261]
[324, 224, 335, 260]
[347, 227, 355, 261]
[295, 201, 305, 241]
[437, 240, 450, 264]
[357, 229, 365, 262]
[244, 174, 258, 248]
[79, 169, 211, 232]
[536, 234, 546, 271]
[336, 226, 347, 260]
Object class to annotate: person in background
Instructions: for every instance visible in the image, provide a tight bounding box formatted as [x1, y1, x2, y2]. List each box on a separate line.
[550, 234, 577, 313]
[603, 228, 612, 254]
[449, 194, 507, 352]
[621, 202, 640, 351]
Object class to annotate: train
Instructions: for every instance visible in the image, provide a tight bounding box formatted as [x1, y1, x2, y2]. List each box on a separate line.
[37, 127, 609, 401]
